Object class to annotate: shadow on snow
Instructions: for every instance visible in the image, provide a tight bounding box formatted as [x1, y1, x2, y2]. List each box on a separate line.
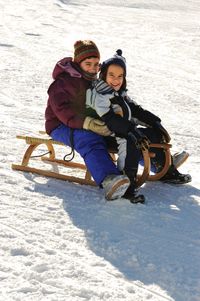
[29, 174, 200, 301]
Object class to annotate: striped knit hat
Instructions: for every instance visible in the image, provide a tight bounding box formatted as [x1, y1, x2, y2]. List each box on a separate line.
[73, 40, 100, 64]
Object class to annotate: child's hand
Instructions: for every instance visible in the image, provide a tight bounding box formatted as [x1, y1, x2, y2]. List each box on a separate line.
[83, 117, 112, 136]
[128, 129, 150, 151]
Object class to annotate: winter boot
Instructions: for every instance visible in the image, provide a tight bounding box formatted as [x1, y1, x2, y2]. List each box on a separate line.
[160, 165, 192, 184]
[102, 174, 130, 200]
[123, 189, 145, 204]
[121, 170, 145, 204]
[172, 151, 189, 169]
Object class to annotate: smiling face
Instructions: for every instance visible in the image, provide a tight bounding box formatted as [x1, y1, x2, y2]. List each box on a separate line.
[105, 64, 124, 91]
[79, 57, 100, 75]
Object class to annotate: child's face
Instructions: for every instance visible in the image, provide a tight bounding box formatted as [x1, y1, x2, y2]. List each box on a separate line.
[80, 57, 100, 74]
[106, 65, 124, 91]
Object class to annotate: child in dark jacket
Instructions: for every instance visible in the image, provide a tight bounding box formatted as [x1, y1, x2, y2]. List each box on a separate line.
[45, 41, 131, 201]
[86, 50, 191, 203]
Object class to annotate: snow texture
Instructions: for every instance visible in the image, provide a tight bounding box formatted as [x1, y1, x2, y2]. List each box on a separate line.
[0, 0, 200, 300]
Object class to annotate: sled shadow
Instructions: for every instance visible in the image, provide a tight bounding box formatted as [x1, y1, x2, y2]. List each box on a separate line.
[30, 175, 200, 301]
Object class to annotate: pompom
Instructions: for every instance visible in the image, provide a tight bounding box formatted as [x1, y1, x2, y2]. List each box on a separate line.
[116, 49, 122, 56]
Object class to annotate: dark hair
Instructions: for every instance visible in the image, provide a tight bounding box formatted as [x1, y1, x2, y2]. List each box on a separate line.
[80, 55, 99, 63]
[99, 64, 127, 92]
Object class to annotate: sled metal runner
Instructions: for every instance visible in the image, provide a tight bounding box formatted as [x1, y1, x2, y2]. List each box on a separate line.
[12, 133, 172, 187]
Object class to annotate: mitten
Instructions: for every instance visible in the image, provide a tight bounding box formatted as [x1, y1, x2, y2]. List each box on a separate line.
[128, 127, 150, 150]
[83, 117, 112, 136]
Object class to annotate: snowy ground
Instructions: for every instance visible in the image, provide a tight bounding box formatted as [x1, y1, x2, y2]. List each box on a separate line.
[0, 0, 200, 300]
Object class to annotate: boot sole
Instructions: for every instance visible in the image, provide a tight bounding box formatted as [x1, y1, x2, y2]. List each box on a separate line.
[162, 174, 192, 184]
[173, 151, 189, 169]
[106, 178, 130, 200]
[162, 179, 192, 184]
[124, 194, 145, 204]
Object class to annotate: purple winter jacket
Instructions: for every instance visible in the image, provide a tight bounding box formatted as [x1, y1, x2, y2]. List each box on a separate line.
[45, 57, 91, 134]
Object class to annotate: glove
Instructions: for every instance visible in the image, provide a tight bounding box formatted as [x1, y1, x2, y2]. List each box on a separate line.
[83, 117, 112, 136]
[154, 121, 171, 143]
[128, 127, 150, 151]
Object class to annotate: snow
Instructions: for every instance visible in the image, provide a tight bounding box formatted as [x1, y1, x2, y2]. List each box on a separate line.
[0, 0, 200, 300]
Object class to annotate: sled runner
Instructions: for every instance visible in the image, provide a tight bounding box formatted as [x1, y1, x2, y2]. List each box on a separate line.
[12, 132, 174, 188]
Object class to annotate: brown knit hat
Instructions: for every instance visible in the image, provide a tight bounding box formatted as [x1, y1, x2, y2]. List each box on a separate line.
[73, 40, 100, 64]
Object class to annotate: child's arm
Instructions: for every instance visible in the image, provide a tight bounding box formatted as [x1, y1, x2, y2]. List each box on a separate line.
[86, 79, 115, 118]
[102, 109, 150, 150]
[101, 109, 132, 137]
[127, 98, 170, 142]
[128, 100, 161, 126]
[86, 88, 114, 117]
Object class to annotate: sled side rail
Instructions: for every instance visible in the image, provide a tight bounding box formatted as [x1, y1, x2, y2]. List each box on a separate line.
[16, 135, 65, 146]
[12, 134, 172, 188]
[12, 134, 96, 186]
[147, 143, 172, 181]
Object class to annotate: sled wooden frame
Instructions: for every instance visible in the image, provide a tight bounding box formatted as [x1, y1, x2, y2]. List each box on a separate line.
[12, 133, 172, 188]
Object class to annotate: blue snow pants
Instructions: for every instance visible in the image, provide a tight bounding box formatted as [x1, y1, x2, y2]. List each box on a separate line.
[50, 124, 120, 185]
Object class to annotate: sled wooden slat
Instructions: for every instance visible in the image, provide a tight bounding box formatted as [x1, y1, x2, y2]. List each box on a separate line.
[12, 134, 96, 186]
[16, 135, 64, 146]
[12, 133, 172, 188]
[41, 157, 87, 170]
[11, 164, 96, 186]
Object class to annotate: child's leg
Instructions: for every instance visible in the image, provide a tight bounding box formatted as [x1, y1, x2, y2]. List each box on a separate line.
[50, 124, 121, 185]
[139, 127, 166, 171]
[117, 136, 141, 183]
[116, 136, 145, 203]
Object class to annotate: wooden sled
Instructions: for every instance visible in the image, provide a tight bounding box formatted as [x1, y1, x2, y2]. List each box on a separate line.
[12, 133, 172, 188]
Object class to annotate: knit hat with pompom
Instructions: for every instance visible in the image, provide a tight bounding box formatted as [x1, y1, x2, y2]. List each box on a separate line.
[100, 49, 126, 75]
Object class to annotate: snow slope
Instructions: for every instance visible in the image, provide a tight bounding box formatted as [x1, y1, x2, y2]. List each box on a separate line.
[0, 0, 200, 300]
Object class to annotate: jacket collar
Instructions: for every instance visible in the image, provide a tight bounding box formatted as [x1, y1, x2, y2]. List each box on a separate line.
[52, 57, 82, 79]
